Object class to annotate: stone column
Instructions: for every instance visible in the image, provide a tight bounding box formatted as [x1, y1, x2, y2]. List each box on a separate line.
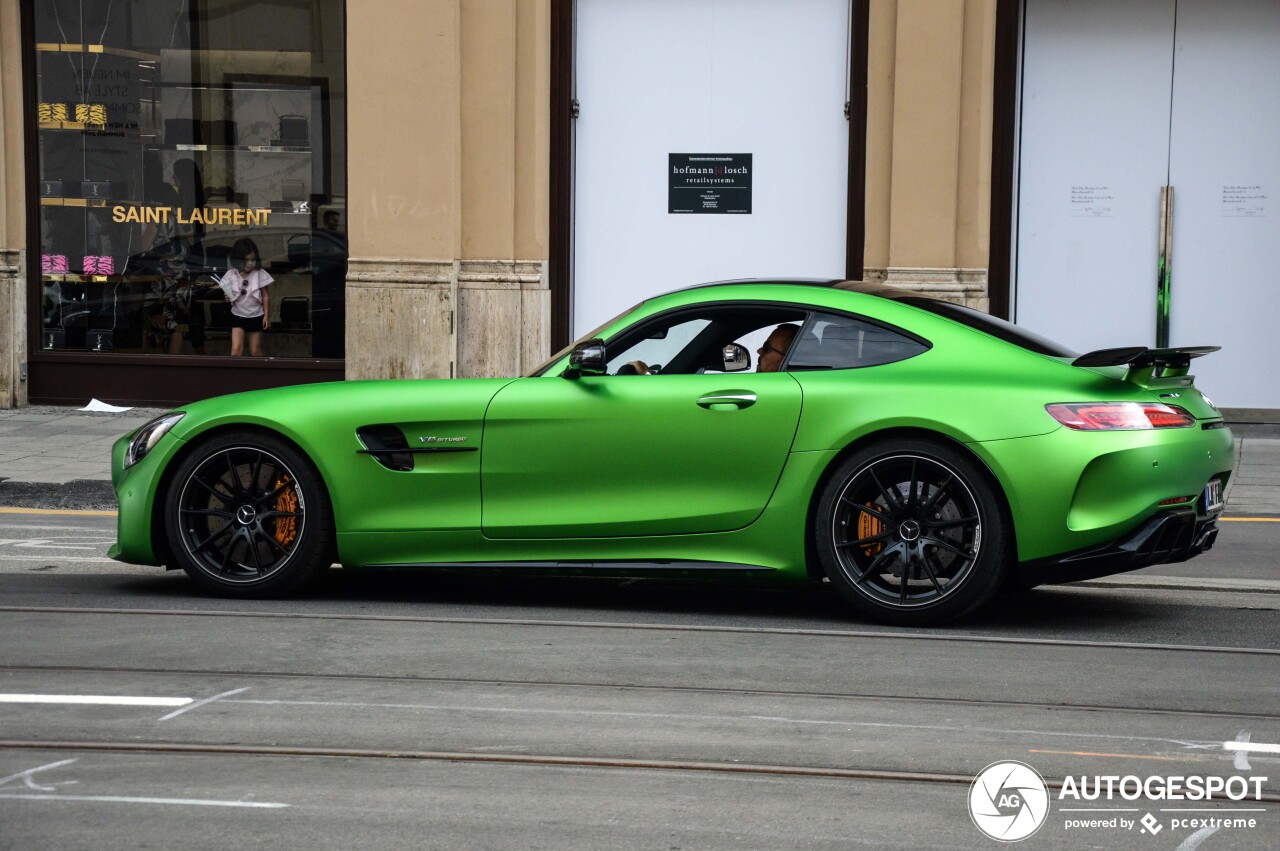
[863, 0, 996, 310]
[344, 259, 455, 379]
[0, 0, 28, 407]
[346, 0, 550, 381]
[0, 249, 25, 409]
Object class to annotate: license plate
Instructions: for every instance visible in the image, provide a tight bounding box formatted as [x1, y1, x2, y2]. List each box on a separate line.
[1201, 478, 1224, 515]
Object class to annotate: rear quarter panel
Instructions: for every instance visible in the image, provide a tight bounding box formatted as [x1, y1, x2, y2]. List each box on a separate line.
[776, 290, 1234, 563]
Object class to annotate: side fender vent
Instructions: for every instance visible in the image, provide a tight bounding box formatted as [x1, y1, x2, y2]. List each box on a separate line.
[357, 425, 414, 472]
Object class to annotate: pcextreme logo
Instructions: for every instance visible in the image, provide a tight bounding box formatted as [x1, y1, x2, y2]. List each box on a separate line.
[968, 761, 1270, 843]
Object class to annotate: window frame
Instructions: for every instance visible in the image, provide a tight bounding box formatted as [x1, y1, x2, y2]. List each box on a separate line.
[20, 0, 349, 406]
[780, 308, 933, 372]
[596, 301, 809, 376]
[550, 299, 932, 377]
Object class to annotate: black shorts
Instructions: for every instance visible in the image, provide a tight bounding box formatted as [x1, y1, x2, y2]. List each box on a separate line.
[229, 313, 265, 332]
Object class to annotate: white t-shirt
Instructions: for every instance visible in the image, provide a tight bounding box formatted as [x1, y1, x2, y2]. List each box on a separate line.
[224, 267, 274, 318]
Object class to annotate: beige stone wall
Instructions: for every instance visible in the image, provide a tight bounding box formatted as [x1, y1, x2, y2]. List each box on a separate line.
[346, 0, 550, 381]
[0, 0, 27, 407]
[1, 0, 999, 404]
[864, 0, 996, 311]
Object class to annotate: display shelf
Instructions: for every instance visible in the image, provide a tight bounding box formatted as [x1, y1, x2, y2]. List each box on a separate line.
[39, 198, 142, 208]
[35, 42, 159, 61]
[42, 273, 163, 283]
[38, 120, 91, 131]
[153, 143, 311, 153]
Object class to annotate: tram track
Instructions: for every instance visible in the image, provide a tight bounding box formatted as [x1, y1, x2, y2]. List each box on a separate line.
[3, 604, 1278, 656]
[3, 663, 1277, 722]
[2, 740, 1278, 802]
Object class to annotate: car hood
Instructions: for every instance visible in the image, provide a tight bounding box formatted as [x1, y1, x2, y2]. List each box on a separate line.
[166, 377, 518, 444]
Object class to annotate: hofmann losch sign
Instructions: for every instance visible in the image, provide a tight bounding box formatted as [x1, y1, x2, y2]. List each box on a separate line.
[669, 153, 752, 214]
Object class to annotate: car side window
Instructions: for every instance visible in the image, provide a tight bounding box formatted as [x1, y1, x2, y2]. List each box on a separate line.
[605, 317, 712, 374]
[786, 311, 928, 370]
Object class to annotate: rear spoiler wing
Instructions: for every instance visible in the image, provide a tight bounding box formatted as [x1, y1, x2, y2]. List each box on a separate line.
[1072, 345, 1220, 386]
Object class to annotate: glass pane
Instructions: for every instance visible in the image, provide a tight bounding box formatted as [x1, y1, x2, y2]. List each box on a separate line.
[606, 318, 713, 374]
[788, 312, 929, 370]
[34, 0, 346, 358]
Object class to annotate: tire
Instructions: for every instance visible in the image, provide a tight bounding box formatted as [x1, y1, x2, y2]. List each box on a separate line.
[815, 438, 1009, 625]
[163, 431, 334, 598]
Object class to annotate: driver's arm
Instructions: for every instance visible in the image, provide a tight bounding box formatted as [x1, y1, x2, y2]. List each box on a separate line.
[616, 360, 651, 375]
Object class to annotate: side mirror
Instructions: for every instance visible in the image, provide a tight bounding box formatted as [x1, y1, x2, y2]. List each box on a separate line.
[565, 338, 607, 379]
[721, 343, 751, 373]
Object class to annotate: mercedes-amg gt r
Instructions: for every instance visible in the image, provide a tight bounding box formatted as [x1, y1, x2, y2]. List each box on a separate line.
[111, 280, 1232, 624]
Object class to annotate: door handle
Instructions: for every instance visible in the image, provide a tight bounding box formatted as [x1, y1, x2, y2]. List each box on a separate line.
[696, 392, 757, 409]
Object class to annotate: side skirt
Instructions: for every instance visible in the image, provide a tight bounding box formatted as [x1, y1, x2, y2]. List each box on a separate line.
[364, 560, 780, 580]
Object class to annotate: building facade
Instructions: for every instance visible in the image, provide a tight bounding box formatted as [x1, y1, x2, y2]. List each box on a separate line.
[1, 0, 1275, 417]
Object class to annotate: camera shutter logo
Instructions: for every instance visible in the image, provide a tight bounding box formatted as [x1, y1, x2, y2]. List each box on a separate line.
[969, 761, 1051, 842]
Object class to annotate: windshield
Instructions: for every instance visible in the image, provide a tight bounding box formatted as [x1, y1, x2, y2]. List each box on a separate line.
[529, 303, 643, 376]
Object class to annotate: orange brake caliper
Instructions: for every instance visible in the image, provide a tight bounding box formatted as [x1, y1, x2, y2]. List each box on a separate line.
[858, 502, 884, 557]
[273, 476, 299, 548]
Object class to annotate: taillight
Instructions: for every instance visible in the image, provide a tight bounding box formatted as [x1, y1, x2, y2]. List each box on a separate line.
[1045, 403, 1196, 430]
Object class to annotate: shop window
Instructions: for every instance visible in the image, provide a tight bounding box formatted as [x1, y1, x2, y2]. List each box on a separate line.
[33, 0, 346, 359]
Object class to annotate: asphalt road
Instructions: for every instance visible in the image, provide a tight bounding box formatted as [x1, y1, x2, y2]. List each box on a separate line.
[1, 510, 1277, 849]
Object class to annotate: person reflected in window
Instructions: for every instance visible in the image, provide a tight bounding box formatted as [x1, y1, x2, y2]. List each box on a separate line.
[140, 151, 180, 250]
[152, 245, 207, 356]
[756, 323, 799, 372]
[223, 238, 272, 357]
[172, 158, 206, 243]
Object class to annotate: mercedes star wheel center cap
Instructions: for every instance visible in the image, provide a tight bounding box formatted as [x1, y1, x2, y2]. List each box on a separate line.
[236, 505, 257, 526]
[898, 519, 921, 542]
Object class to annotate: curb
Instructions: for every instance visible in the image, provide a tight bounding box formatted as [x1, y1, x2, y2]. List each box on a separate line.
[0, 480, 117, 512]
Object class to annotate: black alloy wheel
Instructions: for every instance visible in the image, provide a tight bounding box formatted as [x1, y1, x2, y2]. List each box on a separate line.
[816, 439, 1009, 624]
[164, 431, 334, 597]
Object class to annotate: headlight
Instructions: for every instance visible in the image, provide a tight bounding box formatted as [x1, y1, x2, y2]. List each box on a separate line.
[125, 413, 185, 468]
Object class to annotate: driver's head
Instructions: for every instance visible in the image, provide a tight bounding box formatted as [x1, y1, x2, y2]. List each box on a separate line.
[757, 324, 799, 372]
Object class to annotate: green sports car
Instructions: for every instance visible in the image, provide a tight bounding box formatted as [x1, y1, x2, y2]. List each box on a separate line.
[110, 280, 1233, 624]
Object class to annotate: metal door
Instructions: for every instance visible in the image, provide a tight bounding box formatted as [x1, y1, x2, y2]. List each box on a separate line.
[1015, 0, 1176, 354]
[1017, 0, 1279, 410]
[1166, 1, 1280, 409]
[573, 0, 851, 336]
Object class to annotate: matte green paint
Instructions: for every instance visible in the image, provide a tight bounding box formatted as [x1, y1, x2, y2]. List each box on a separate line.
[481, 372, 802, 538]
[111, 283, 1233, 576]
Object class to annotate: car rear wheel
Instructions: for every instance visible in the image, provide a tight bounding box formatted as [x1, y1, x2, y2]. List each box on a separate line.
[815, 439, 1009, 625]
[164, 431, 334, 597]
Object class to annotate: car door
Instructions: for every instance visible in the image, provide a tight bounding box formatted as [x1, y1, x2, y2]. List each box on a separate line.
[481, 368, 798, 534]
[480, 369, 802, 539]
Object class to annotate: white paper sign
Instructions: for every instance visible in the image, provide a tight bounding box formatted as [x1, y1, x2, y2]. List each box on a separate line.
[1222, 185, 1267, 218]
[1070, 185, 1115, 218]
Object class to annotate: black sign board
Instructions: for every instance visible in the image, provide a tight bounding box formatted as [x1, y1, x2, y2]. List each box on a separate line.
[669, 153, 752, 214]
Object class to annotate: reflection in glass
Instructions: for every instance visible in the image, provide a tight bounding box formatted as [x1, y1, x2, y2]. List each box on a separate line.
[34, 0, 346, 358]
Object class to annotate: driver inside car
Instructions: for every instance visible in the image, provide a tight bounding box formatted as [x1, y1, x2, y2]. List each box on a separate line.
[754, 323, 799, 372]
[620, 323, 800, 375]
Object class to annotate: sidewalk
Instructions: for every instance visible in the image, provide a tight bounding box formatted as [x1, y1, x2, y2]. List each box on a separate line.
[1, 404, 1278, 515]
[0, 405, 166, 510]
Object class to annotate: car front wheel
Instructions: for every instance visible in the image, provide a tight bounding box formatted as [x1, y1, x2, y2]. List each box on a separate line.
[163, 431, 334, 597]
[815, 439, 1009, 625]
